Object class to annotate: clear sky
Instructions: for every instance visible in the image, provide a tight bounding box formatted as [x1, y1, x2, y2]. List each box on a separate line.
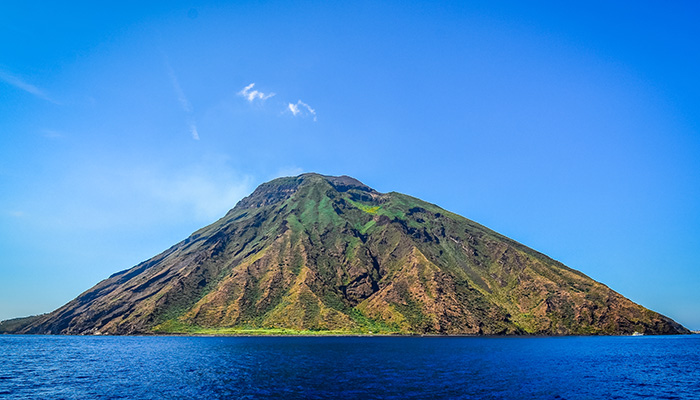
[1, 1, 699, 329]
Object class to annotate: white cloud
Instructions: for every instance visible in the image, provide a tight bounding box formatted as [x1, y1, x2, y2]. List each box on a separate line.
[237, 83, 316, 121]
[0, 69, 58, 104]
[238, 83, 275, 102]
[288, 100, 317, 121]
[288, 102, 300, 115]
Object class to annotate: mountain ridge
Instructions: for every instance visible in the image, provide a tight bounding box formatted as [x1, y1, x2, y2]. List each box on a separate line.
[5, 173, 689, 335]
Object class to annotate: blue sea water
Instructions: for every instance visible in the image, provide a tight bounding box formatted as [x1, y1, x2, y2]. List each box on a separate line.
[1, 335, 699, 399]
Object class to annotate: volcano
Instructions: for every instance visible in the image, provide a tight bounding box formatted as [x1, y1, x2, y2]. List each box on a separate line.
[8, 173, 688, 335]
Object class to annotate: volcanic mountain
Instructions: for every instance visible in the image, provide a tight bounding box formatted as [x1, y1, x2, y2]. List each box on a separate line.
[8, 173, 688, 335]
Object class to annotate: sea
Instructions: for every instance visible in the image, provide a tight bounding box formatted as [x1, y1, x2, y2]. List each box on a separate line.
[1, 335, 698, 399]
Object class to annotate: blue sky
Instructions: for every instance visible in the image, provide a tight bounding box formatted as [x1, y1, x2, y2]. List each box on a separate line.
[1, 1, 699, 329]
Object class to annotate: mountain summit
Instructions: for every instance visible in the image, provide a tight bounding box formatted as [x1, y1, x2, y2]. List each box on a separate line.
[9, 173, 688, 335]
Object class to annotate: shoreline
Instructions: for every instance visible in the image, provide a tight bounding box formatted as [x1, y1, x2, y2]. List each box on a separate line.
[2, 331, 694, 338]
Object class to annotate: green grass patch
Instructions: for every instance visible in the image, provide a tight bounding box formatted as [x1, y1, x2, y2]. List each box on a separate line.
[348, 309, 401, 334]
[359, 219, 376, 234]
[152, 318, 200, 334]
[347, 199, 381, 214]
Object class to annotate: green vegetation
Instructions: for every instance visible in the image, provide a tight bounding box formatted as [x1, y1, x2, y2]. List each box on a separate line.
[347, 199, 381, 214]
[348, 309, 402, 334]
[156, 325, 391, 336]
[344, 237, 361, 260]
[359, 219, 376, 234]
[154, 308, 404, 336]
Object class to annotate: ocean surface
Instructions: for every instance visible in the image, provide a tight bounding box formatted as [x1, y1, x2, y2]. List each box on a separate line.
[1, 335, 698, 399]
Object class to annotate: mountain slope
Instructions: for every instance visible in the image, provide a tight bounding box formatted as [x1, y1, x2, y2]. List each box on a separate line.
[14, 173, 688, 335]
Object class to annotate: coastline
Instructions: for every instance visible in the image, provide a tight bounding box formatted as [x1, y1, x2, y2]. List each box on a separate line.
[3, 330, 694, 338]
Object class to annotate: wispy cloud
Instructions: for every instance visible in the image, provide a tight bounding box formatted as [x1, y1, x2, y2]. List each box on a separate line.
[238, 83, 275, 102]
[41, 129, 64, 139]
[273, 166, 304, 179]
[32, 160, 254, 230]
[288, 100, 317, 121]
[166, 65, 191, 113]
[188, 122, 200, 141]
[164, 58, 199, 140]
[0, 69, 58, 104]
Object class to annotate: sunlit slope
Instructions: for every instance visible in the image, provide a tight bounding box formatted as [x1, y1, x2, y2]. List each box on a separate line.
[17, 174, 688, 335]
